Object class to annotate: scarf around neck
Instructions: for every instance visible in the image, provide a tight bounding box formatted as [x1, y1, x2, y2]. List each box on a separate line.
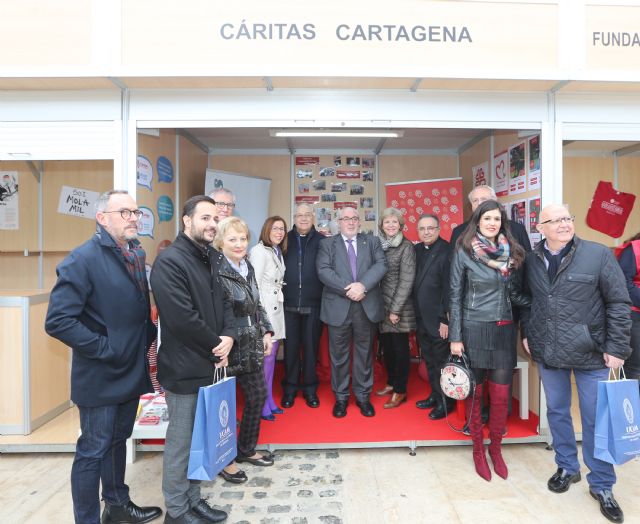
[380, 232, 403, 251]
[471, 232, 511, 279]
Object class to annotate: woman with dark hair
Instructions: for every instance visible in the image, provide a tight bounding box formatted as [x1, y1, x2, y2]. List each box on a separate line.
[213, 217, 275, 483]
[449, 200, 530, 481]
[375, 207, 416, 408]
[249, 216, 288, 421]
[616, 231, 640, 385]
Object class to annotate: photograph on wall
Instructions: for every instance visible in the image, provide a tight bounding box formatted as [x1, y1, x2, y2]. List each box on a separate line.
[331, 182, 346, 192]
[336, 169, 360, 179]
[360, 197, 374, 208]
[296, 168, 313, 178]
[316, 207, 332, 222]
[333, 155, 342, 166]
[0, 171, 19, 229]
[298, 183, 310, 193]
[528, 135, 541, 190]
[321, 192, 337, 202]
[362, 170, 374, 182]
[493, 150, 509, 197]
[312, 179, 326, 191]
[350, 184, 364, 195]
[509, 199, 527, 228]
[57, 185, 99, 220]
[364, 211, 376, 221]
[319, 167, 336, 177]
[472, 161, 489, 187]
[296, 156, 320, 166]
[346, 156, 361, 166]
[362, 157, 376, 168]
[509, 142, 526, 195]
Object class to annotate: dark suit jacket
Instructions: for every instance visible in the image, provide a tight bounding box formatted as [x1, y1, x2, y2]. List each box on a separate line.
[450, 218, 531, 253]
[413, 237, 451, 338]
[316, 233, 387, 326]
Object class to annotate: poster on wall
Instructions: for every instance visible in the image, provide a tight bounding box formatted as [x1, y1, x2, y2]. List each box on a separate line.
[509, 199, 527, 229]
[528, 197, 542, 247]
[472, 161, 489, 187]
[57, 185, 99, 220]
[137, 207, 155, 238]
[0, 171, 19, 230]
[136, 155, 153, 190]
[493, 150, 509, 197]
[509, 142, 526, 195]
[528, 135, 541, 190]
[385, 178, 463, 242]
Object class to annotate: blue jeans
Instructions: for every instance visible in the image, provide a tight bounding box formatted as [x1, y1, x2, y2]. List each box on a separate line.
[538, 365, 616, 492]
[71, 398, 138, 524]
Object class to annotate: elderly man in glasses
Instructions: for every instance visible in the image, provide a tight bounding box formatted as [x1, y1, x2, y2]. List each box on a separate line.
[316, 206, 387, 418]
[46, 190, 161, 524]
[522, 204, 631, 524]
[209, 187, 236, 226]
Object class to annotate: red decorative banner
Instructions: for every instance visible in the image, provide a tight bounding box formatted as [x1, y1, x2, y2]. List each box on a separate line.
[385, 178, 463, 242]
[295, 195, 320, 204]
[295, 156, 320, 165]
[334, 201, 358, 209]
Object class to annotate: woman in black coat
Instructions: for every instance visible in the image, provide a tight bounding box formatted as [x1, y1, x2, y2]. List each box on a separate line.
[449, 200, 529, 482]
[213, 216, 275, 482]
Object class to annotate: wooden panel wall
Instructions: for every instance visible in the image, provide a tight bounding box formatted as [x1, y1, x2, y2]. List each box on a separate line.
[458, 138, 491, 217]
[209, 155, 291, 221]
[0, 307, 24, 426]
[618, 156, 640, 241]
[178, 135, 209, 214]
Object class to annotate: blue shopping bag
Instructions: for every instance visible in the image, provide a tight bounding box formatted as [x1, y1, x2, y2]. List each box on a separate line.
[594, 368, 640, 465]
[187, 369, 237, 480]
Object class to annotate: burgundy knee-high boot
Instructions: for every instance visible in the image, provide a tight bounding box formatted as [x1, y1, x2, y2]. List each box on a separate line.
[466, 383, 491, 481]
[487, 381, 510, 479]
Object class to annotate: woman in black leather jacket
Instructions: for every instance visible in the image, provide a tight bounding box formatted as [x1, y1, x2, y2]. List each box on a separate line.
[213, 216, 275, 482]
[449, 200, 530, 482]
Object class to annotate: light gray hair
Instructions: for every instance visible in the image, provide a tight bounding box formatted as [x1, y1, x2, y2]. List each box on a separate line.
[336, 206, 358, 220]
[468, 185, 496, 203]
[95, 190, 129, 213]
[379, 207, 405, 230]
[209, 187, 236, 203]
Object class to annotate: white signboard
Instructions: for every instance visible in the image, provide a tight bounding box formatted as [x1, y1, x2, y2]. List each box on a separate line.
[57, 186, 99, 219]
[0, 171, 19, 230]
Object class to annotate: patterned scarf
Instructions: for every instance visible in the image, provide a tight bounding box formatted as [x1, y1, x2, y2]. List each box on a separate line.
[380, 232, 404, 252]
[470, 232, 512, 279]
[120, 239, 148, 293]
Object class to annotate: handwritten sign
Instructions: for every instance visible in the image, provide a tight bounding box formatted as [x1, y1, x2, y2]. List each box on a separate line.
[57, 186, 99, 219]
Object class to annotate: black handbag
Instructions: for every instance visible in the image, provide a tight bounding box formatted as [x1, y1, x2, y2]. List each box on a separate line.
[440, 353, 475, 401]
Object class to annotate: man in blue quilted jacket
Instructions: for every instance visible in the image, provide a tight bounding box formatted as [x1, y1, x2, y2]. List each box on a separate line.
[522, 203, 631, 524]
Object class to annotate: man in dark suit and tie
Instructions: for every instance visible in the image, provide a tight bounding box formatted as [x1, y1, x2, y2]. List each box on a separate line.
[317, 206, 387, 418]
[413, 214, 455, 420]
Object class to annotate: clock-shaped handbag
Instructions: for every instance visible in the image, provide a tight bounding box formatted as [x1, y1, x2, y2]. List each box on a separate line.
[440, 353, 475, 401]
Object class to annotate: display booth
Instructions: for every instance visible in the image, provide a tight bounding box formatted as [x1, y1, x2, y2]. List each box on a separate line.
[1, 0, 640, 454]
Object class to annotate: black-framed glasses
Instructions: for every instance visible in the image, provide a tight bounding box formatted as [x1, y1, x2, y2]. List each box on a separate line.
[339, 216, 359, 223]
[213, 200, 235, 209]
[539, 215, 575, 226]
[103, 209, 143, 220]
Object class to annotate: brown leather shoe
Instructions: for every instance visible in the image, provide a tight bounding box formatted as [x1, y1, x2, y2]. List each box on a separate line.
[375, 385, 394, 396]
[383, 393, 407, 409]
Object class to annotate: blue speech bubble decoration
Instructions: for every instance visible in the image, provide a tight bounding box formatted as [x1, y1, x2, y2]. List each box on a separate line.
[136, 155, 153, 190]
[157, 195, 174, 223]
[157, 156, 174, 183]
[138, 206, 155, 238]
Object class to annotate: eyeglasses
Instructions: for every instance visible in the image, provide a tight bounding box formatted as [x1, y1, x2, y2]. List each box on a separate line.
[271, 226, 286, 232]
[103, 209, 143, 220]
[213, 200, 235, 210]
[539, 216, 575, 226]
[419, 226, 440, 233]
[339, 216, 360, 223]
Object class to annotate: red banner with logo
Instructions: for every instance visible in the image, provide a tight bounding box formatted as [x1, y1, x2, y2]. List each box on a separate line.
[385, 178, 464, 242]
[586, 181, 636, 238]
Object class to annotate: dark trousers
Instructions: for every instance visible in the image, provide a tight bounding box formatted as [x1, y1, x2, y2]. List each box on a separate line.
[237, 369, 267, 457]
[627, 310, 640, 381]
[327, 301, 376, 402]
[283, 308, 321, 396]
[72, 398, 138, 524]
[416, 326, 450, 407]
[379, 332, 410, 394]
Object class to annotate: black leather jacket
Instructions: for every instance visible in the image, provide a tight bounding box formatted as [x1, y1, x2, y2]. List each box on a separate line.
[214, 252, 274, 376]
[449, 248, 530, 342]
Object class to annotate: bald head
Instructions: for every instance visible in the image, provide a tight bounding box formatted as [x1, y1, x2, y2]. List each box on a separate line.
[537, 204, 575, 251]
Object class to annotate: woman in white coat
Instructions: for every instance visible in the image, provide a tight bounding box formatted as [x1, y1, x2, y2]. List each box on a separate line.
[249, 216, 287, 421]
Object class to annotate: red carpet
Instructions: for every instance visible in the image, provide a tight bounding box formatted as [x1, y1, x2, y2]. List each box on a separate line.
[243, 362, 539, 447]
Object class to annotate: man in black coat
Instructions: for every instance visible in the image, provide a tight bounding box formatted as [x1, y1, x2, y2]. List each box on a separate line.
[413, 214, 454, 419]
[151, 195, 234, 524]
[450, 185, 531, 252]
[281, 204, 324, 408]
[45, 190, 161, 524]
[522, 204, 631, 523]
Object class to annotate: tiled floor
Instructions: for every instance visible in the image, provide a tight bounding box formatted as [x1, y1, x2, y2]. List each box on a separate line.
[1, 445, 639, 523]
